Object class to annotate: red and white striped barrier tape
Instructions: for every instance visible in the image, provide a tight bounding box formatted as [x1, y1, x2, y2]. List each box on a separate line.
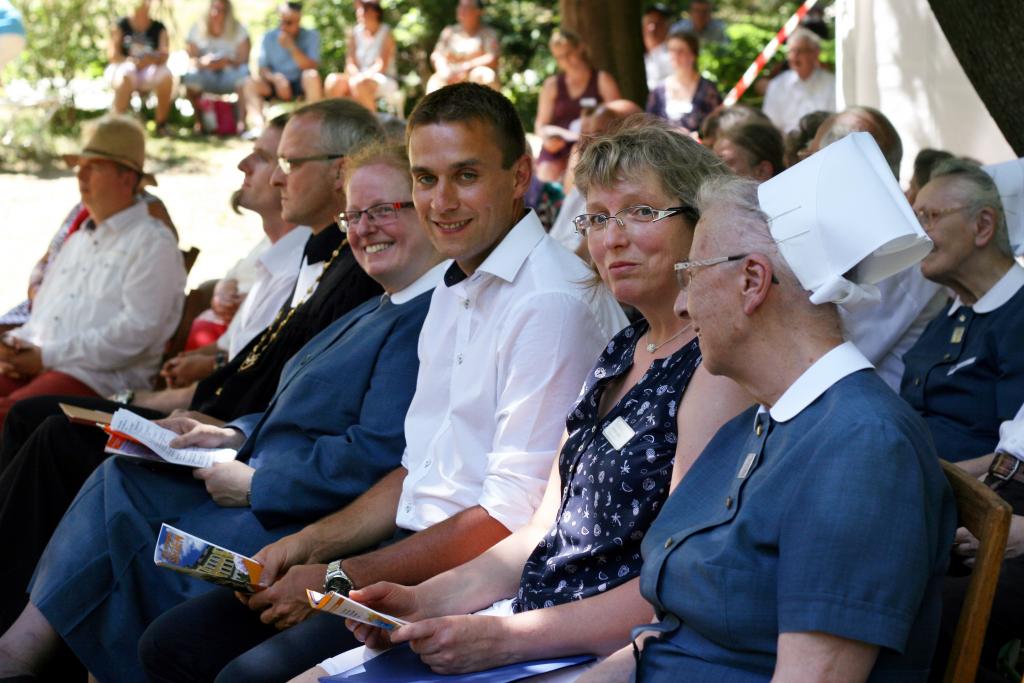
[721, 0, 820, 107]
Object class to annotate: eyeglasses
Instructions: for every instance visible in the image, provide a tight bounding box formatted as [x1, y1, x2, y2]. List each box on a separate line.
[573, 204, 698, 236]
[337, 201, 414, 233]
[915, 205, 970, 227]
[673, 254, 780, 289]
[277, 154, 344, 175]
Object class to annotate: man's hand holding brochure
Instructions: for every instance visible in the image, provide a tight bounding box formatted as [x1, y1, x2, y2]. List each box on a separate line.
[104, 408, 239, 468]
[154, 524, 406, 631]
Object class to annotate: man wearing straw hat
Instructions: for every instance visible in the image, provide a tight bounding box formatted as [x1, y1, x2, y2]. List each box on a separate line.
[0, 114, 185, 427]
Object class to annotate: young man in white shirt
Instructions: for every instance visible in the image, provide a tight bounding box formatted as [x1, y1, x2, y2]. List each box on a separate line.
[0, 115, 185, 427]
[137, 82, 627, 683]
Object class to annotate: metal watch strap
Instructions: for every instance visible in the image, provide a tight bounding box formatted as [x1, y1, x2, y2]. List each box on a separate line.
[324, 559, 353, 595]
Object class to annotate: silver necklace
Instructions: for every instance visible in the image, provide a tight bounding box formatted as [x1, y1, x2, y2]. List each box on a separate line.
[645, 323, 693, 354]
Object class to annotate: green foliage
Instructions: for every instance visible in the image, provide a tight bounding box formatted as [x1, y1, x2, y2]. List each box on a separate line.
[15, 0, 118, 90]
[304, 0, 558, 122]
[698, 12, 835, 108]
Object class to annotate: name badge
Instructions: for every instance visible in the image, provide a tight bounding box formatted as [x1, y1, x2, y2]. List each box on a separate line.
[603, 417, 635, 450]
[737, 452, 757, 479]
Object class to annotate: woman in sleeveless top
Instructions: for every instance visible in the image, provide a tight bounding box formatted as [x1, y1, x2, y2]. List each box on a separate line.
[646, 30, 721, 135]
[534, 29, 621, 184]
[106, 0, 174, 135]
[295, 117, 752, 683]
[324, 1, 397, 112]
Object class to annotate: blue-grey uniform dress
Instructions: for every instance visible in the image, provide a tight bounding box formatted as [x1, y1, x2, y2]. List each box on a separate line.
[29, 291, 433, 682]
[635, 364, 957, 682]
[514, 320, 701, 611]
[900, 265, 1024, 462]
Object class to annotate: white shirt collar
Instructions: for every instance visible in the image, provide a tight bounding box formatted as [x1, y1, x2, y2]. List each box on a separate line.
[471, 210, 546, 285]
[947, 262, 1024, 315]
[390, 260, 449, 304]
[260, 226, 312, 276]
[94, 200, 149, 233]
[765, 341, 874, 423]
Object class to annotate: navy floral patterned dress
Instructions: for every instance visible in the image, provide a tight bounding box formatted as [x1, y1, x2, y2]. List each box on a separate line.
[513, 319, 702, 611]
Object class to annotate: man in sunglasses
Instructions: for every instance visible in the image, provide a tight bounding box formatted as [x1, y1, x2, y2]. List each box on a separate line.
[243, 1, 323, 132]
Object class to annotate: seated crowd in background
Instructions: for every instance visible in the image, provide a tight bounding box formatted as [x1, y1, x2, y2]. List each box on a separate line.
[2, 2, 1024, 682]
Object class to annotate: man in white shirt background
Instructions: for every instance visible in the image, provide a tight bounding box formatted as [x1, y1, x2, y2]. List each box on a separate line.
[0, 115, 185, 427]
[136, 82, 628, 683]
[643, 3, 673, 92]
[762, 28, 836, 134]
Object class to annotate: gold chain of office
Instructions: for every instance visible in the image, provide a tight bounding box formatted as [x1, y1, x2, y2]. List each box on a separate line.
[235, 238, 348, 374]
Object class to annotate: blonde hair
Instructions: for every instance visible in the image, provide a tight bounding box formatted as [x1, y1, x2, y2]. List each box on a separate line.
[200, 0, 242, 42]
[575, 114, 730, 210]
[346, 141, 410, 181]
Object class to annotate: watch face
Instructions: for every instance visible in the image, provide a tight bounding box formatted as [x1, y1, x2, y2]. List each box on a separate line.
[325, 574, 352, 595]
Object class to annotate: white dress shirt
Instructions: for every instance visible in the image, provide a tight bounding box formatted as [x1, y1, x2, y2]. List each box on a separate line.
[395, 211, 628, 533]
[218, 226, 310, 359]
[840, 266, 945, 391]
[998, 402, 1024, 462]
[762, 67, 836, 133]
[223, 236, 271, 295]
[12, 201, 186, 396]
[290, 248, 327, 309]
[645, 42, 673, 91]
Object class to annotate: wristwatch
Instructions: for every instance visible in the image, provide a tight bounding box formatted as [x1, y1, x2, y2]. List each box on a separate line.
[324, 560, 353, 596]
[111, 389, 135, 405]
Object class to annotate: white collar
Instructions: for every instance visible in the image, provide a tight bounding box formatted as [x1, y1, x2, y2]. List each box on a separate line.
[469, 210, 546, 285]
[947, 262, 1024, 315]
[260, 226, 311, 276]
[390, 260, 449, 304]
[93, 200, 149, 232]
[765, 341, 874, 423]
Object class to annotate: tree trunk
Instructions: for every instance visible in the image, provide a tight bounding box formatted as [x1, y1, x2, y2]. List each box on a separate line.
[559, 0, 648, 107]
[928, 0, 1024, 156]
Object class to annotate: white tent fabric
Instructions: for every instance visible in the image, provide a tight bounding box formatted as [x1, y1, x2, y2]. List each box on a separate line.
[835, 0, 1014, 183]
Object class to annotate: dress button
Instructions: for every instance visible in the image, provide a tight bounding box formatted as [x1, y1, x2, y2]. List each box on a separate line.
[725, 496, 733, 509]
[958, 314, 966, 322]
[456, 353, 464, 365]
[664, 537, 674, 549]
[943, 353, 951, 360]
[424, 459, 431, 468]
[405, 504, 412, 513]
[755, 423, 762, 436]
[914, 377, 921, 386]
[463, 299, 470, 309]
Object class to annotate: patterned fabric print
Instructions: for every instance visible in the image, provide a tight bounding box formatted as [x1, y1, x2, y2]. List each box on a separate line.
[513, 319, 701, 611]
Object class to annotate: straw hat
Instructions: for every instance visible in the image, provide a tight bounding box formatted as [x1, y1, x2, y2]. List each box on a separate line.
[63, 115, 156, 185]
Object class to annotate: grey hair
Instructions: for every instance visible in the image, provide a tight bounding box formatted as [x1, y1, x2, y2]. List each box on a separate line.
[694, 175, 796, 284]
[817, 106, 903, 179]
[787, 27, 821, 51]
[695, 174, 841, 325]
[929, 157, 1013, 257]
[574, 114, 730, 211]
[292, 99, 385, 156]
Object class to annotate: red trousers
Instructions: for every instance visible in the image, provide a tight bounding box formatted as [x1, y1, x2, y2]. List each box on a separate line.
[0, 371, 98, 428]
